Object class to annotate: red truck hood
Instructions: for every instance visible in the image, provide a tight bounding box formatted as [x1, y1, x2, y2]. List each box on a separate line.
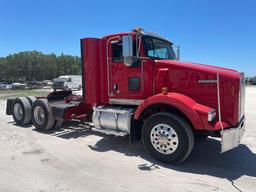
[154, 59, 243, 128]
[155, 60, 240, 78]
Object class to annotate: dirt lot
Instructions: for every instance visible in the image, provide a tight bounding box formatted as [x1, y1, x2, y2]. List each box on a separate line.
[0, 87, 255, 192]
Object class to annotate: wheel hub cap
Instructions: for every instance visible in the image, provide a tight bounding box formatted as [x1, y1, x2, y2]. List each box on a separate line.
[34, 106, 45, 125]
[14, 103, 23, 120]
[159, 134, 168, 145]
[150, 124, 179, 154]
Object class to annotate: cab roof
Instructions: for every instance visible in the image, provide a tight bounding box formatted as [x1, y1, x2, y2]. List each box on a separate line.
[102, 28, 173, 44]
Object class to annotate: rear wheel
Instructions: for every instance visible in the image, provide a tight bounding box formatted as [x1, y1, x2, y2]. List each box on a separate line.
[32, 99, 55, 131]
[53, 119, 63, 129]
[12, 97, 32, 125]
[26, 96, 36, 106]
[142, 112, 194, 164]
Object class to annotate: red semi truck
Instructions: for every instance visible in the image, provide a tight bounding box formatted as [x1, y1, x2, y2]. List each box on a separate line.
[6, 28, 246, 163]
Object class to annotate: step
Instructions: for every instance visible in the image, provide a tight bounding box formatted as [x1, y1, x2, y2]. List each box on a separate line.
[92, 127, 128, 137]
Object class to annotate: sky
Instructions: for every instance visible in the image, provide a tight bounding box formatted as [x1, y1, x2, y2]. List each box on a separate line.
[0, 0, 256, 76]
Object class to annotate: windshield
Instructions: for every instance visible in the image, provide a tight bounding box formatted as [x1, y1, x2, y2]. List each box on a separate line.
[144, 36, 176, 60]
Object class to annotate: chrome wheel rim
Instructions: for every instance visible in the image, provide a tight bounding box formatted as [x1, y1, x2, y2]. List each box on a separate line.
[34, 106, 45, 125]
[150, 124, 179, 154]
[14, 103, 23, 120]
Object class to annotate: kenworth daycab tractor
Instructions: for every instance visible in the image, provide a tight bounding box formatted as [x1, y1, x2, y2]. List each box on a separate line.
[6, 28, 246, 163]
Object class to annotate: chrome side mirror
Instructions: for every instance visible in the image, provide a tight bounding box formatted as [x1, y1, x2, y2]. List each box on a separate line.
[122, 35, 133, 57]
[122, 35, 133, 67]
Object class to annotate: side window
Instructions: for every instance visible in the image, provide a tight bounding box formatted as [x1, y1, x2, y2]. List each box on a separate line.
[112, 42, 123, 62]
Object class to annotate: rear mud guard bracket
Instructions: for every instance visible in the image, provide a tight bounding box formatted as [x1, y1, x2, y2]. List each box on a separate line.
[6, 98, 14, 115]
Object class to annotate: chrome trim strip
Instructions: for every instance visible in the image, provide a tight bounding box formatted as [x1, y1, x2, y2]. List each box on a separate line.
[109, 99, 143, 105]
[93, 106, 128, 114]
[107, 36, 120, 96]
[217, 73, 224, 131]
[239, 72, 245, 120]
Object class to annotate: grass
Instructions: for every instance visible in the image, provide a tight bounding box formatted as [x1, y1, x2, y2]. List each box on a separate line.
[0, 89, 51, 100]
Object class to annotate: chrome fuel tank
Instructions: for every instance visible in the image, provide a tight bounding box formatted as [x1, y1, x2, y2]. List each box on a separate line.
[92, 106, 134, 133]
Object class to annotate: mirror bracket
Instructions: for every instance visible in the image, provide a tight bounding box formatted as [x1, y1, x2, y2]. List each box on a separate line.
[123, 56, 142, 67]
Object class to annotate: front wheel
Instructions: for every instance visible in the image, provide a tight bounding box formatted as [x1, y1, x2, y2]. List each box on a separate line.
[142, 112, 194, 164]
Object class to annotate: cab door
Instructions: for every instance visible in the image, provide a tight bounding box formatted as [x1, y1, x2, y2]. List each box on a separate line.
[109, 35, 154, 102]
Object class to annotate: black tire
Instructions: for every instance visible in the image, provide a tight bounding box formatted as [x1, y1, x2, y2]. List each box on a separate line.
[12, 97, 32, 125]
[53, 119, 63, 129]
[31, 99, 55, 131]
[142, 112, 194, 164]
[26, 96, 36, 106]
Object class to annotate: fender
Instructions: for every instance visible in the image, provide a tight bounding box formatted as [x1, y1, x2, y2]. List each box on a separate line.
[134, 93, 214, 130]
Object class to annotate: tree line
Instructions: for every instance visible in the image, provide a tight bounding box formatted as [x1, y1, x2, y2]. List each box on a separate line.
[0, 51, 81, 82]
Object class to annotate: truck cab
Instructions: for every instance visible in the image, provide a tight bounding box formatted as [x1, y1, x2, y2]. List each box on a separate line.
[6, 28, 246, 164]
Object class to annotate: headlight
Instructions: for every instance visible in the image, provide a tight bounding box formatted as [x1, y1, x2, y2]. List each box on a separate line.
[208, 109, 216, 122]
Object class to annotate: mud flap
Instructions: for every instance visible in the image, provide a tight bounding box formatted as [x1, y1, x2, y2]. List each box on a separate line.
[51, 102, 79, 120]
[6, 98, 14, 115]
[51, 104, 68, 120]
[129, 118, 142, 144]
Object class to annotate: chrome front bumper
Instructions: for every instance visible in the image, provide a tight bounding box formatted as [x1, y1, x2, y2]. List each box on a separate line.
[221, 117, 246, 153]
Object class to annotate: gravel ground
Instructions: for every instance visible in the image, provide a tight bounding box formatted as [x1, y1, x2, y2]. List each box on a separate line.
[0, 87, 255, 192]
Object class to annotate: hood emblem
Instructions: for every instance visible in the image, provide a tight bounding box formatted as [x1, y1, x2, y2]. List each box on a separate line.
[198, 79, 217, 84]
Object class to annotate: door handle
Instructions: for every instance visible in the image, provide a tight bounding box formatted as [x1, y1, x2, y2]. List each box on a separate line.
[114, 84, 119, 91]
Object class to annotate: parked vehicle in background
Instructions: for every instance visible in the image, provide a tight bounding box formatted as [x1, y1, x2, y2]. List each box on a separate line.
[0, 83, 12, 89]
[52, 75, 82, 91]
[26, 81, 43, 90]
[11, 83, 27, 89]
[42, 80, 53, 86]
[246, 76, 256, 85]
